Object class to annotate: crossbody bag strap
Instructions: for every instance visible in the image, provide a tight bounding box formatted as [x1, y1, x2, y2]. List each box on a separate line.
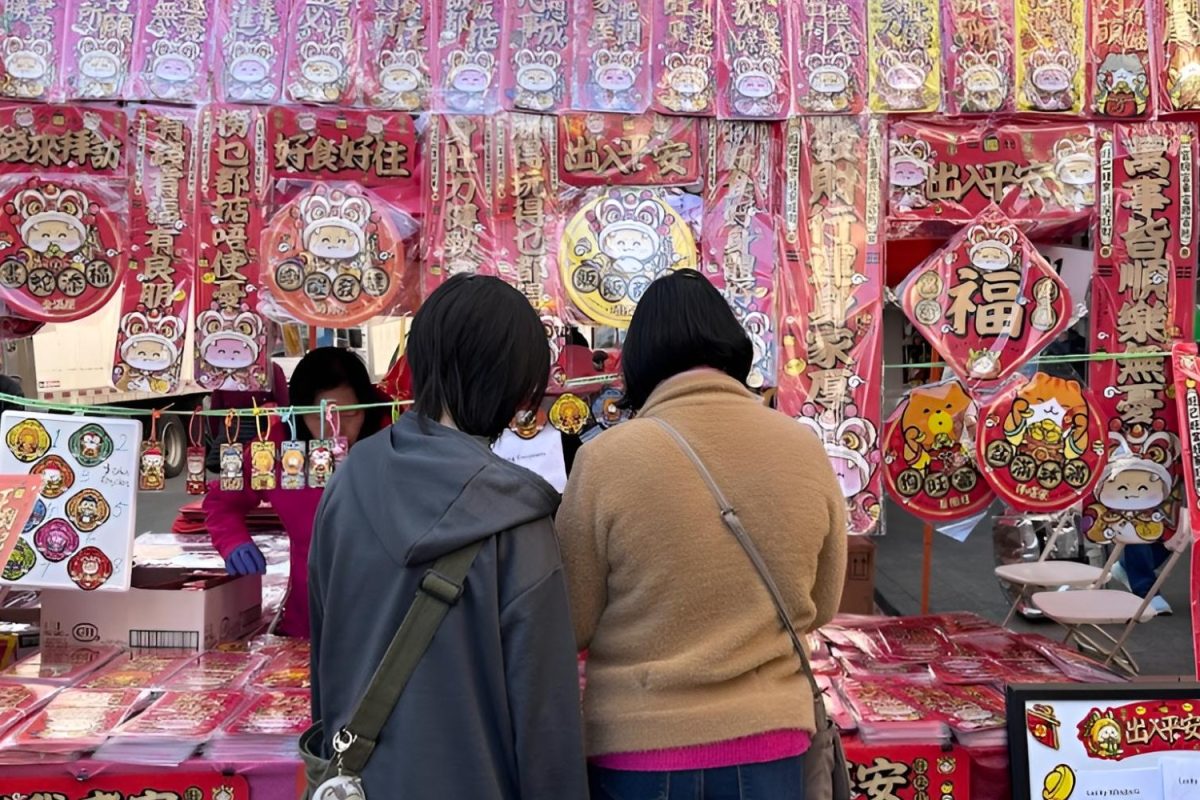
[326, 538, 485, 780]
[650, 418, 825, 702]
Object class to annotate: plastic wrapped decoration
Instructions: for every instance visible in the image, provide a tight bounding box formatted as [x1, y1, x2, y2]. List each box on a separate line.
[570, 0, 651, 114]
[128, 0, 212, 103]
[283, 0, 360, 106]
[431, 0, 505, 114]
[715, 0, 792, 120]
[651, 0, 716, 115]
[942, 0, 1014, 114]
[558, 186, 699, 329]
[557, 113, 704, 188]
[976, 371, 1109, 514]
[1161, 0, 1200, 111]
[867, 0, 941, 113]
[362, 0, 433, 111]
[503, 0, 570, 113]
[215, 0, 289, 104]
[897, 205, 1072, 389]
[1169, 342, 1200, 680]
[112, 106, 198, 395]
[792, 0, 866, 114]
[1090, 0, 1154, 118]
[1014, 0, 1086, 113]
[0, 1, 68, 102]
[0, 177, 126, 324]
[884, 379, 994, 523]
[263, 184, 407, 328]
[62, 0, 136, 100]
[1082, 422, 1181, 545]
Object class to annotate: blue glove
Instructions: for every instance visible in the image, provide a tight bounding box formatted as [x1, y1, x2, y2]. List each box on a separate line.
[225, 542, 267, 576]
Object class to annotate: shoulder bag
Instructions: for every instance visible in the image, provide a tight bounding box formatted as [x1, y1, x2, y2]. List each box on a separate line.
[652, 418, 851, 800]
[299, 539, 485, 800]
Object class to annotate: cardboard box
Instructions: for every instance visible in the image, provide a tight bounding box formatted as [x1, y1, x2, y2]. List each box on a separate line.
[839, 535, 876, 615]
[40, 568, 262, 651]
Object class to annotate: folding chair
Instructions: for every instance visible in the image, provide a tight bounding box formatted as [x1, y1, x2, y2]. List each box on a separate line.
[1032, 514, 1192, 676]
[994, 512, 1105, 627]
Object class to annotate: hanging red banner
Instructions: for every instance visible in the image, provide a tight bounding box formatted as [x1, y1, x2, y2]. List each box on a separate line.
[1161, 0, 1200, 112]
[1090, 0, 1154, 118]
[883, 378, 995, 523]
[0, 773, 250, 800]
[112, 105, 197, 395]
[424, 114, 500, 290]
[283, 0, 360, 106]
[128, 0, 212, 103]
[714, 0, 792, 120]
[557, 113, 703, 188]
[501, 0, 570, 113]
[195, 104, 270, 392]
[941, 0, 1014, 115]
[216, 0, 289, 104]
[897, 205, 1072, 388]
[62, 0, 137, 101]
[792, 0, 867, 115]
[431, 0, 506, 114]
[0, 104, 126, 177]
[1084, 122, 1198, 546]
[703, 121, 777, 388]
[887, 120, 1096, 234]
[778, 115, 885, 536]
[570, 0, 652, 114]
[362, 0, 433, 112]
[651, 0, 716, 115]
[267, 106, 419, 195]
[977, 372, 1110, 513]
[495, 114, 566, 329]
[1170, 342, 1200, 680]
[0, 0, 68, 102]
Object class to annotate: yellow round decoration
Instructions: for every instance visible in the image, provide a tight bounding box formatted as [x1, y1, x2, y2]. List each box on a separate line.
[559, 188, 698, 329]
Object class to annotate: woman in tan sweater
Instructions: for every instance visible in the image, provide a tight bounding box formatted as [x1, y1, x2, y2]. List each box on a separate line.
[557, 269, 848, 799]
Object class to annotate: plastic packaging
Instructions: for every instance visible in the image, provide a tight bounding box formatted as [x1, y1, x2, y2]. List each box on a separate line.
[430, 0, 506, 114]
[941, 0, 1015, 115]
[502, 0, 570, 113]
[359, 0, 432, 112]
[215, 0, 290, 104]
[1014, 0, 1086, 113]
[0, 0, 69, 102]
[569, 0, 651, 113]
[128, 0, 212, 104]
[62, 0, 137, 100]
[1160, 0, 1200, 111]
[651, 0, 716, 115]
[557, 113, 704, 188]
[714, 0, 792, 119]
[112, 105, 198, 395]
[867, 0, 942, 113]
[1089, 0, 1155, 118]
[792, 0, 867, 114]
[282, 0, 361, 106]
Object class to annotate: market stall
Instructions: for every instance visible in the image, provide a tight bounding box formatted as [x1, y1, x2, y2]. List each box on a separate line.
[0, 0, 1197, 796]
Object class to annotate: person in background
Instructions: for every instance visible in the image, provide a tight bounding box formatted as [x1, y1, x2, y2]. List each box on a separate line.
[204, 347, 387, 638]
[309, 274, 587, 798]
[557, 269, 847, 799]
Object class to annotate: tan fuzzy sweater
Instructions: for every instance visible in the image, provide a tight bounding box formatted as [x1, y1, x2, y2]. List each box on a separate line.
[557, 371, 848, 757]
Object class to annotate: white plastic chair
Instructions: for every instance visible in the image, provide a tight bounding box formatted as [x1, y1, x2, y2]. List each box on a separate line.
[994, 512, 1105, 627]
[1032, 511, 1192, 676]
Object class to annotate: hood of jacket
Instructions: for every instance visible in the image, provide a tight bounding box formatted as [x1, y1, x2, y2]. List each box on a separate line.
[331, 412, 560, 566]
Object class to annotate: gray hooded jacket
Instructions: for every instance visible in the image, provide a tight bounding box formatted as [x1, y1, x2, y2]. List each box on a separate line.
[308, 413, 588, 799]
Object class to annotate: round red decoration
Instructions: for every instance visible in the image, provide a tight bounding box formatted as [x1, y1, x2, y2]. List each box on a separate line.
[883, 379, 994, 522]
[975, 372, 1109, 513]
[264, 183, 404, 327]
[67, 545, 113, 591]
[0, 178, 124, 322]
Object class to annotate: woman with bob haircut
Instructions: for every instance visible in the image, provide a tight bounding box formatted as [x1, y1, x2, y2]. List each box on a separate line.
[558, 269, 848, 799]
[308, 274, 587, 798]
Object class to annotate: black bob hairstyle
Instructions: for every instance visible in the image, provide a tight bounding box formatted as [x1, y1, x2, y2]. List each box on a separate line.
[621, 269, 752, 411]
[289, 347, 387, 441]
[286, 347, 387, 440]
[408, 274, 550, 440]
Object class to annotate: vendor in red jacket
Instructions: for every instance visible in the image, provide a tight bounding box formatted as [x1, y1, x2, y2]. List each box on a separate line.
[203, 347, 388, 638]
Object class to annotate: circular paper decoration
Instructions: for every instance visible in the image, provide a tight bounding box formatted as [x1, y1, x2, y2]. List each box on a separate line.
[67, 545, 113, 591]
[559, 188, 698, 328]
[976, 372, 1109, 513]
[883, 380, 994, 521]
[31, 454, 75, 499]
[549, 394, 589, 435]
[6, 418, 50, 463]
[0, 178, 124, 322]
[33, 519, 80, 562]
[65, 488, 111, 533]
[68, 423, 113, 467]
[591, 387, 630, 428]
[264, 184, 404, 327]
[3, 538, 36, 581]
[22, 497, 45, 534]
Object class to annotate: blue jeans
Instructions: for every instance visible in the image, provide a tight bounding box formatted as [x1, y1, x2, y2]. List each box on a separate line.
[1121, 542, 1170, 597]
[588, 756, 806, 800]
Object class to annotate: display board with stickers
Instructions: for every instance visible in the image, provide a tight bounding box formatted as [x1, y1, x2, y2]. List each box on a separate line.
[0, 411, 140, 592]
